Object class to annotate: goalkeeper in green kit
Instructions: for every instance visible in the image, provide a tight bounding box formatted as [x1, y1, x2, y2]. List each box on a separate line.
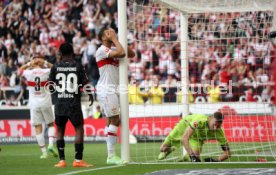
[158, 111, 231, 162]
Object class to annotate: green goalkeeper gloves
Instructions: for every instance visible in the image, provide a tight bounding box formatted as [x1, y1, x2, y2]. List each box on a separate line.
[189, 153, 201, 162]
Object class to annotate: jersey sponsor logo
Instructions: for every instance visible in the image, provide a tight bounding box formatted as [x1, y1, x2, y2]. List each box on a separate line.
[97, 59, 119, 68]
[105, 48, 110, 53]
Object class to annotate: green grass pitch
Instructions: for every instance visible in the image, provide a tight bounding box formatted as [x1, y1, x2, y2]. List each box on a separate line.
[1, 143, 276, 175]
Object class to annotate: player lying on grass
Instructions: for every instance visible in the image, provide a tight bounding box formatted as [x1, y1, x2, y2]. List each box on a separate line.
[18, 57, 58, 159]
[158, 111, 231, 162]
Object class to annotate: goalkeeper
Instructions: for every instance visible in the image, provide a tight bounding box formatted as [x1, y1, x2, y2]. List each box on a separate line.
[158, 111, 231, 162]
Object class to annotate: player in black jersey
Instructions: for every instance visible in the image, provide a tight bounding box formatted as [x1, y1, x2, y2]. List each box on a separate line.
[48, 43, 94, 167]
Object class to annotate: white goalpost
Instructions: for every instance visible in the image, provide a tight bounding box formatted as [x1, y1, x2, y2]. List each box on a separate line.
[118, 0, 130, 163]
[120, 0, 276, 163]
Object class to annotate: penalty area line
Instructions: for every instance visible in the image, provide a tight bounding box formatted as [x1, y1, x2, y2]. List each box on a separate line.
[56, 165, 125, 175]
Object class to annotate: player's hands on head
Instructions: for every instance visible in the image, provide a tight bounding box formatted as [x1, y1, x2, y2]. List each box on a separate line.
[106, 28, 117, 42]
[32, 57, 44, 65]
[204, 157, 219, 162]
[189, 153, 201, 162]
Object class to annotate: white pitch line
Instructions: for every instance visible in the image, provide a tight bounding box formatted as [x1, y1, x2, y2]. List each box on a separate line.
[129, 161, 276, 165]
[201, 144, 276, 156]
[56, 165, 125, 175]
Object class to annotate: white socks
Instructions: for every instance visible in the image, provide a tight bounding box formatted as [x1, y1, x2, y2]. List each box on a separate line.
[106, 125, 118, 158]
[36, 133, 46, 153]
[48, 126, 56, 146]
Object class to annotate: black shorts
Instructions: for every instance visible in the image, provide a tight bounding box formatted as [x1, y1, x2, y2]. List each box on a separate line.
[55, 112, 84, 127]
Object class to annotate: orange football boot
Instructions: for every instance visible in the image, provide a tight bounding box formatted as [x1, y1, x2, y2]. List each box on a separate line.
[73, 160, 94, 167]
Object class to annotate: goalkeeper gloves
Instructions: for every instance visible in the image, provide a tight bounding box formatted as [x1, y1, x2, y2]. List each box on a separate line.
[204, 157, 219, 162]
[189, 153, 201, 162]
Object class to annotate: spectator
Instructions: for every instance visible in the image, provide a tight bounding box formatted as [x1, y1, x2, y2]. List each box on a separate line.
[128, 76, 146, 104]
[93, 105, 104, 119]
[146, 76, 164, 104]
[245, 88, 256, 102]
[5, 59, 17, 77]
[177, 90, 194, 104]
[207, 83, 221, 103]
[3, 76, 24, 106]
[165, 74, 177, 87]
[139, 74, 153, 92]
[0, 41, 8, 74]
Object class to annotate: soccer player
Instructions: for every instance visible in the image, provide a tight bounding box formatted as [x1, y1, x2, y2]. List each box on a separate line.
[158, 111, 231, 162]
[96, 28, 135, 165]
[18, 57, 57, 159]
[48, 43, 94, 167]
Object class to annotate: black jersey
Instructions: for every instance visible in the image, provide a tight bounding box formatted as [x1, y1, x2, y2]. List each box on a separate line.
[49, 59, 89, 116]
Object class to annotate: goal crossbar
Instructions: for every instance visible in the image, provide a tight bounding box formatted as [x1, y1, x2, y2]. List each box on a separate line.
[156, 0, 273, 13]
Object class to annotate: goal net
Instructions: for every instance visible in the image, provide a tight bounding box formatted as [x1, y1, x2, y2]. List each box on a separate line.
[126, 0, 276, 163]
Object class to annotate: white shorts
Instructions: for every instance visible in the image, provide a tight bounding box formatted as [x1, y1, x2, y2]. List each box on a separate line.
[30, 107, 55, 126]
[97, 93, 120, 117]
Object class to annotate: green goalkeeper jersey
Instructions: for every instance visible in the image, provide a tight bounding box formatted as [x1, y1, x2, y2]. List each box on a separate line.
[165, 114, 228, 147]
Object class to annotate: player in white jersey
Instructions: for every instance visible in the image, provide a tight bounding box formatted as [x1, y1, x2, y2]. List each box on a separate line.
[18, 58, 57, 159]
[96, 28, 135, 165]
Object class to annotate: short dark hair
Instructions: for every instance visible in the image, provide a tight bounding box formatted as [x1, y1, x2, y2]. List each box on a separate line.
[98, 27, 108, 42]
[214, 111, 224, 123]
[59, 42, 73, 57]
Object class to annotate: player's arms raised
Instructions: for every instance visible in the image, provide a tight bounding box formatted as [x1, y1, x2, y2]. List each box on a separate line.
[106, 29, 126, 58]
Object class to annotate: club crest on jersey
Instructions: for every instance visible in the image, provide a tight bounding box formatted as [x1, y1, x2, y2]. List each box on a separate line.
[193, 122, 198, 128]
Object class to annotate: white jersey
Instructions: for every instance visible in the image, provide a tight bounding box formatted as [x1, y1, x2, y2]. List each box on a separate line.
[22, 68, 52, 109]
[96, 45, 119, 93]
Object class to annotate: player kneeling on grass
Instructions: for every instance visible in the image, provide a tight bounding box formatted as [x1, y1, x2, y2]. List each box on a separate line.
[158, 111, 231, 162]
[18, 57, 58, 159]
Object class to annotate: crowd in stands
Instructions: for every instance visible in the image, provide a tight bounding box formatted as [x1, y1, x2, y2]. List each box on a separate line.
[0, 0, 274, 106]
